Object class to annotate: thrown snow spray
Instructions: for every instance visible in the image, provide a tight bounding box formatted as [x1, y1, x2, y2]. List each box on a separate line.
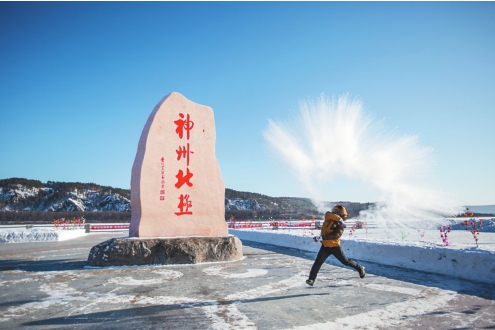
[263, 94, 461, 228]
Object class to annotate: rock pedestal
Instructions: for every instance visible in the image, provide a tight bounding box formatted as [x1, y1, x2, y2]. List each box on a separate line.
[87, 236, 243, 267]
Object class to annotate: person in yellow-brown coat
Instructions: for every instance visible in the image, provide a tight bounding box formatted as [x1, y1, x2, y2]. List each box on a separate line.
[306, 204, 365, 286]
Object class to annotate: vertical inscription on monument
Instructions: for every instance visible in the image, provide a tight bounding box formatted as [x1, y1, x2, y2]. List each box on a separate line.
[174, 112, 194, 216]
[159, 157, 165, 201]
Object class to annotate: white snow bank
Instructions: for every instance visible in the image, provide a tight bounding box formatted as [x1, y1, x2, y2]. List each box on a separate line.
[0, 228, 86, 243]
[230, 229, 495, 285]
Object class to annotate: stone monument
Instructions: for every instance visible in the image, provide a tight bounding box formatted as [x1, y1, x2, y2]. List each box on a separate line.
[87, 92, 243, 267]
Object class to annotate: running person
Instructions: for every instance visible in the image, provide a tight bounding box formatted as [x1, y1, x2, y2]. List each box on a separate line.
[306, 204, 365, 286]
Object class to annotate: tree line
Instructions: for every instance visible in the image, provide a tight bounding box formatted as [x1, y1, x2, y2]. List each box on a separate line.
[0, 178, 376, 223]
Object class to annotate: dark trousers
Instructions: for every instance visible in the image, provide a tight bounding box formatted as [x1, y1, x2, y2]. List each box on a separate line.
[309, 245, 361, 281]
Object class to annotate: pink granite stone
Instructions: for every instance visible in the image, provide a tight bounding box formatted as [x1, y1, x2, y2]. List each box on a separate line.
[129, 92, 228, 238]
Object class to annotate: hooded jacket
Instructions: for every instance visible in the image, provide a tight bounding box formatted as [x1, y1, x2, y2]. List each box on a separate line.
[320, 212, 345, 247]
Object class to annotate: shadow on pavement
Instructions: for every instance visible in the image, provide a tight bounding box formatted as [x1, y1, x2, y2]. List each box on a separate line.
[22, 292, 331, 327]
[0, 259, 86, 272]
[0, 299, 39, 308]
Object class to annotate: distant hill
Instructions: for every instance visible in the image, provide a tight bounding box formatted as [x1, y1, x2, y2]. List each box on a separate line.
[464, 205, 495, 216]
[225, 188, 374, 220]
[0, 178, 130, 213]
[0, 177, 374, 223]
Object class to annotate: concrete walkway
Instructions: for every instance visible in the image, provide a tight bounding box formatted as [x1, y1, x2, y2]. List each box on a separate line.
[0, 233, 494, 329]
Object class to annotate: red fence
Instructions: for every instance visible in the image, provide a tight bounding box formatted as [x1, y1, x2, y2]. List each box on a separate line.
[88, 221, 317, 231]
[228, 223, 263, 229]
[90, 224, 130, 231]
[269, 221, 314, 228]
[227, 220, 318, 230]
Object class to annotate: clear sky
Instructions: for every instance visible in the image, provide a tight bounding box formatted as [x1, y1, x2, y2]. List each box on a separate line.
[1, 2, 494, 205]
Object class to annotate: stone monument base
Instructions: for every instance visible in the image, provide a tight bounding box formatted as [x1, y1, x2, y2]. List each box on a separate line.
[86, 235, 243, 267]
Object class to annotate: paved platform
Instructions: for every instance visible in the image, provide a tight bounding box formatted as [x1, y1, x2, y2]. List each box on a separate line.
[0, 233, 494, 329]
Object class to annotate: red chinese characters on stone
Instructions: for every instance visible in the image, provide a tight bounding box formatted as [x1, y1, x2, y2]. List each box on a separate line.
[174, 113, 195, 216]
[174, 194, 193, 216]
[175, 168, 193, 189]
[159, 157, 165, 201]
[176, 143, 194, 166]
[174, 113, 194, 140]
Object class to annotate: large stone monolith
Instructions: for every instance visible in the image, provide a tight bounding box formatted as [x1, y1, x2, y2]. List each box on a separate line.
[87, 92, 242, 267]
[130, 92, 228, 238]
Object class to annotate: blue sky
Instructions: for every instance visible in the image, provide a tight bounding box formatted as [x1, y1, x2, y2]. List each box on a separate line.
[1, 2, 494, 205]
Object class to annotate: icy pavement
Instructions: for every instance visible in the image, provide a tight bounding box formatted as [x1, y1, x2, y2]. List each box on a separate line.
[0, 233, 494, 329]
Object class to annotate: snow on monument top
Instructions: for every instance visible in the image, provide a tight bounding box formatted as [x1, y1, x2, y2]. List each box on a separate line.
[129, 92, 227, 238]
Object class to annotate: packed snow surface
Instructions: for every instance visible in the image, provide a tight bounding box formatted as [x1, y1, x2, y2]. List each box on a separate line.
[0, 226, 86, 243]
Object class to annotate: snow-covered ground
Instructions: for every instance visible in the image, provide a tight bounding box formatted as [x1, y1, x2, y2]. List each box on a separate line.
[0, 226, 87, 243]
[230, 217, 495, 285]
[1, 218, 494, 284]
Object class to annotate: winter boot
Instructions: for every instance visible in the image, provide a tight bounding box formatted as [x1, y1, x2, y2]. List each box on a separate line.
[306, 279, 314, 286]
[358, 265, 366, 278]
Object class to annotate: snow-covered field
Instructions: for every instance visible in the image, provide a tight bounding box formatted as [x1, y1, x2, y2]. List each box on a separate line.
[230, 217, 495, 285]
[0, 226, 87, 243]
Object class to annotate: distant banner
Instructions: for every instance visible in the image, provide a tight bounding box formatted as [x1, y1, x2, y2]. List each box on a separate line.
[90, 224, 130, 231]
[227, 221, 315, 229]
[228, 222, 263, 229]
[270, 221, 313, 228]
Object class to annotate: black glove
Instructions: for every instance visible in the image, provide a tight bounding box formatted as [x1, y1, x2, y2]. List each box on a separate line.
[313, 235, 322, 242]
